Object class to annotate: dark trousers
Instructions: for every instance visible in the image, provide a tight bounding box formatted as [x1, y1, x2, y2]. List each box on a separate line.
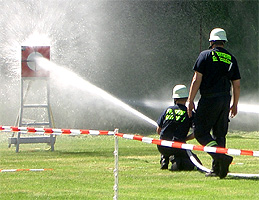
[194, 95, 231, 172]
[157, 145, 200, 170]
[194, 95, 231, 147]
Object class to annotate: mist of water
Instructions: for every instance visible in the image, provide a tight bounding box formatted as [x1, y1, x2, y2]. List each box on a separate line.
[143, 99, 259, 132]
[0, 1, 257, 132]
[143, 100, 259, 114]
[36, 57, 158, 128]
[238, 104, 259, 114]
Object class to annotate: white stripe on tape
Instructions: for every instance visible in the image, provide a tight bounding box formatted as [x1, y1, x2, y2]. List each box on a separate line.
[89, 130, 100, 135]
[228, 149, 241, 156]
[70, 129, 81, 135]
[123, 134, 134, 140]
[2, 169, 16, 172]
[35, 128, 44, 132]
[181, 143, 194, 151]
[204, 146, 217, 153]
[108, 131, 114, 135]
[2, 126, 11, 131]
[253, 151, 259, 157]
[52, 129, 62, 133]
[18, 127, 27, 131]
[161, 140, 174, 147]
[142, 137, 153, 144]
[29, 169, 45, 171]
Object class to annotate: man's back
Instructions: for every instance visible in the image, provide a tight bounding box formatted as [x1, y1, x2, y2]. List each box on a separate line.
[156, 104, 192, 142]
[193, 47, 240, 97]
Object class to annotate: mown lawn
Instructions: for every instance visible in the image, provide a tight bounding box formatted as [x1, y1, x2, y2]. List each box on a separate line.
[0, 131, 258, 199]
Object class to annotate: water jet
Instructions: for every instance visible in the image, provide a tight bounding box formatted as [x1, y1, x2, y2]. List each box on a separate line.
[36, 57, 158, 128]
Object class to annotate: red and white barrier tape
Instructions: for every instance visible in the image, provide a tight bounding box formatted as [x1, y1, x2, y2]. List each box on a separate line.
[0, 168, 53, 172]
[0, 126, 114, 136]
[116, 133, 259, 157]
[1, 125, 258, 157]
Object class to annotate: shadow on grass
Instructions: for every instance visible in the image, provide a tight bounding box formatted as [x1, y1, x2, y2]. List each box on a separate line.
[227, 135, 257, 140]
[227, 176, 259, 181]
[56, 150, 114, 158]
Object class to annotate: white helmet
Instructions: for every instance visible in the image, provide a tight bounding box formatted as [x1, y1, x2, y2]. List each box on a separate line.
[172, 85, 189, 99]
[209, 28, 228, 42]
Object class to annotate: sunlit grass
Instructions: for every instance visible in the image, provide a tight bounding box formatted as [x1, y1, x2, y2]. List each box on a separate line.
[0, 131, 258, 199]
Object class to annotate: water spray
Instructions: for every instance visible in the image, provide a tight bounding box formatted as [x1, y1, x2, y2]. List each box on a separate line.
[144, 100, 259, 114]
[36, 57, 158, 128]
[238, 103, 259, 114]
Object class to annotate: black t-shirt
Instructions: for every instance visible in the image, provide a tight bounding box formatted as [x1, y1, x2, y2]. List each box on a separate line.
[157, 104, 193, 142]
[193, 47, 241, 97]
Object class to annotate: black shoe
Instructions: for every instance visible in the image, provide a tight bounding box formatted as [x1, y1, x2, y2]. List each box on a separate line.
[160, 156, 169, 170]
[205, 171, 219, 177]
[169, 163, 180, 171]
[218, 155, 233, 179]
[160, 164, 168, 170]
[170, 157, 181, 171]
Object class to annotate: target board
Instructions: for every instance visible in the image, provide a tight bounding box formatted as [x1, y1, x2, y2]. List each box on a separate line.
[21, 46, 50, 77]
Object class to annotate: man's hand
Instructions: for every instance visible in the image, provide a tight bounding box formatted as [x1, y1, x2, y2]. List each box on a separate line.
[187, 101, 195, 118]
[156, 126, 161, 135]
[230, 79, 240, 118]
[230, 104, 238, 118]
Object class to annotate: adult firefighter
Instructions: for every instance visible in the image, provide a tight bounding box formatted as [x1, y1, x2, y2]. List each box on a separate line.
[187, 28, 241, 179]
[157, 85, 201, 171]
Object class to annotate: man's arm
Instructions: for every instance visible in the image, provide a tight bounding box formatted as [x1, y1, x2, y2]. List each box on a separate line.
[187, 71, 203, 117]
[156, 126, 161, 135]
[230, 79, 240, 118]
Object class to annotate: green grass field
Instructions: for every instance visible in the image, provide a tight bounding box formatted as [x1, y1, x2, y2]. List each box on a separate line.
[0, 131, 258, 200]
